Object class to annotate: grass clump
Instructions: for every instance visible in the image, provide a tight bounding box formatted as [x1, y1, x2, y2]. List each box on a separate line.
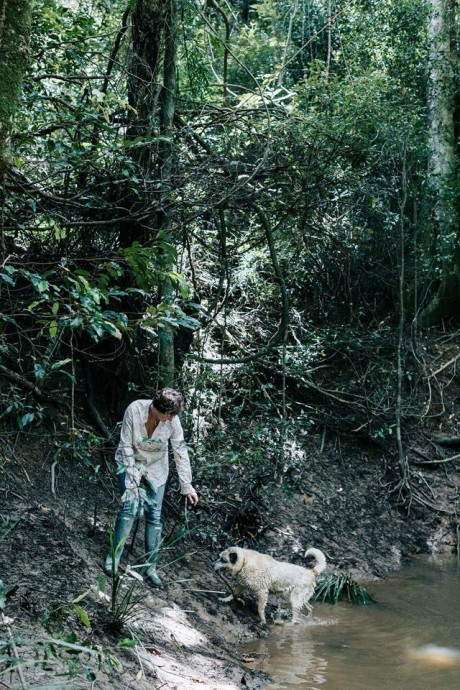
[313, 573, 375, 605]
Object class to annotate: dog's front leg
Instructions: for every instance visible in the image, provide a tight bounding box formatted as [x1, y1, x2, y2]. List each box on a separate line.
[257, 591, 268, 624]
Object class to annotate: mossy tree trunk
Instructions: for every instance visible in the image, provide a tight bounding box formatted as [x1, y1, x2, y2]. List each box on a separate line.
[156, 0, 177, 389]
[0, 0, 32, 185]
[124, 0, 178, 388]
[421, 0, 459, 325]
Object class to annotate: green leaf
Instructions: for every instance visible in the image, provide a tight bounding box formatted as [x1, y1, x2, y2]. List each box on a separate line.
[73, 604, 91, 628]
[19, 413, 35, 429]
[71, 588, 91, 604]
[50, 358, 72, 371]
[34, 363, 46, 381]
[98, 574, 106, 593]
[0, 273, 15, 286]
[116, 639, 138, 648]
[37, 280, 50, 293]
[0, 579, 6, 610]
[49, 320, 58, 338]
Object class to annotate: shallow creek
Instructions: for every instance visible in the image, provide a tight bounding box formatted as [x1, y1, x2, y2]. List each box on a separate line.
[243, 556, 460, 690]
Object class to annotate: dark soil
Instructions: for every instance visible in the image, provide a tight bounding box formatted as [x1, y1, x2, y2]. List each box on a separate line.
[1, 410, 459, 689]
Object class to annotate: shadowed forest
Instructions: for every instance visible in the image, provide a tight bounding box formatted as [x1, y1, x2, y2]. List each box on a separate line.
[0, 1, 459, 689]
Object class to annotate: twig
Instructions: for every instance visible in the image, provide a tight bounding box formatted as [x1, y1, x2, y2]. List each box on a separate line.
[429, 352, 460, 377]
[1, 612, 28, 689]
[51, 459, 58, 495]
[0, 507, 36, 542]
[412, 453, 460, 466]
[183, 589, 226, 594]
[213, 570, 240, 599]
[456, 524, 459, 566]
[411, 490, 456, 515]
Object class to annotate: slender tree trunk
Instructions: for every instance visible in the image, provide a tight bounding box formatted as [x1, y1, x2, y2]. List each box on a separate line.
[0, 0, 32, 183]
[157, 0, 178, 388]
[278, 0, 298, 86]
[421, 0, 459, 325]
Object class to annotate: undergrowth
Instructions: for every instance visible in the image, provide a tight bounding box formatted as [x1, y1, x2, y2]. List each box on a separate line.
[313, 573, 375, 605]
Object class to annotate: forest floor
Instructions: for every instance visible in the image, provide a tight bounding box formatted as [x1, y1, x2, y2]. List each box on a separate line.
[1, 377, 459, 689]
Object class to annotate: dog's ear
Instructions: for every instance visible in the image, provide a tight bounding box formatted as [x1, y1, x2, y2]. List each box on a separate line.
[229, 550, 238, 565]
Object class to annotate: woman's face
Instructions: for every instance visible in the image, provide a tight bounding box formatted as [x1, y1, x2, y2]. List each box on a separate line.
[152, 406, 175, 422]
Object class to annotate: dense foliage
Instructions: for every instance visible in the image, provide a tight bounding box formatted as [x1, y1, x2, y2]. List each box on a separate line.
[0, 0, 459, 498]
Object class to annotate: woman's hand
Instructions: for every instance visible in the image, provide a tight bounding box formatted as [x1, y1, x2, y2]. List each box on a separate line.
[187, 491, 198, 506]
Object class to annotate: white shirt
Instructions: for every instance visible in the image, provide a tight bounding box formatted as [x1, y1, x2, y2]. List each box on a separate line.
[115, 399, 194, 495]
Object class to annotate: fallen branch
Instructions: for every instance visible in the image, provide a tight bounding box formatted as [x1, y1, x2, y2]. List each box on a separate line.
[429, 352, 460, 377]
[412, 452, 460, 466]
[0, 365, 68, 408]
[431, 434, 460, 447]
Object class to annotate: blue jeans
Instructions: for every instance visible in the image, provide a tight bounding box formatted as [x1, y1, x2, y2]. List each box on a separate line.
[117, 472, 165, 527]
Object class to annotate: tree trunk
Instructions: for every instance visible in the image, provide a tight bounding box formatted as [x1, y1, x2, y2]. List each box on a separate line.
[421, 0, 459, 325]
[157, 0, 178, 388]
[129, 0, 165, 174]
[122, 0, 178, 387]
[0, 0, 32, 185]
[118, 0, 167, 247]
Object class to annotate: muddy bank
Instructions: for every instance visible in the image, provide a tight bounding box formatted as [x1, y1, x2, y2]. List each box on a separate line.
[0, 427, 458, 690]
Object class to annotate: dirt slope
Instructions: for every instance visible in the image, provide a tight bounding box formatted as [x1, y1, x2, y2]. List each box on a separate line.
[1, 417, 458, 689]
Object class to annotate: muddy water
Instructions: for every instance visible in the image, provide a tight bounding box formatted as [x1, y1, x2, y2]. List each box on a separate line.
[243, 556, 460, 690]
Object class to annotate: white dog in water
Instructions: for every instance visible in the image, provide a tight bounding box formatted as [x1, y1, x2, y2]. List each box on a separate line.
[213, 546, 326, 624]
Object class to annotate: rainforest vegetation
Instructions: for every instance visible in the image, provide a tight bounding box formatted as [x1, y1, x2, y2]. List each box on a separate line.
[0, 1, 459, 689]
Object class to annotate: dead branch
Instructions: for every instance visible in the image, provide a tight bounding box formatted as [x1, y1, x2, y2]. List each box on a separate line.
[412, 452, 460, 466]
[0, 364, 63, 406]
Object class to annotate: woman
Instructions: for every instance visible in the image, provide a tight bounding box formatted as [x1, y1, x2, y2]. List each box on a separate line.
[103, 388, 198, 587]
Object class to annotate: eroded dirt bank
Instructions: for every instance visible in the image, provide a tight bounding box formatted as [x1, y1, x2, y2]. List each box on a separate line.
[1, 426, 458, 690]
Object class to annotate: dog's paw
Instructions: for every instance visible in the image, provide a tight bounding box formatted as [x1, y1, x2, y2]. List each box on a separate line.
[219, 594, 234, 603]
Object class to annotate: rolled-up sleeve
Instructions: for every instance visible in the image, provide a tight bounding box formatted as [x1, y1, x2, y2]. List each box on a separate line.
[170, 416, 194, 495]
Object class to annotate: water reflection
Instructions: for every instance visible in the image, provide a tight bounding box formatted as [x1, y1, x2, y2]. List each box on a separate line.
[249, 620, 332, 687]
[243, 556, 460, 690]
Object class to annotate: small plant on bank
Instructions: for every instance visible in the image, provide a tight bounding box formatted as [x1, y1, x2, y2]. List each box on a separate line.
[313, 573, 375, 605]
[100, 571, 145, 635]
[42, 590, 92, 634]
[100, 529, 146, 634]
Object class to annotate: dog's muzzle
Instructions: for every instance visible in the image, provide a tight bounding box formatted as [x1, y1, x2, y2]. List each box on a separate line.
[213, 558, 225, 571]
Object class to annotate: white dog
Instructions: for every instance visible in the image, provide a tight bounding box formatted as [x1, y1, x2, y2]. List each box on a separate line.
[213, 546, 326, 624]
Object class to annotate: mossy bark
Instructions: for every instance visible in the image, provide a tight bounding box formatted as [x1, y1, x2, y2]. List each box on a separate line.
[123, 0, 178, 387]
[157, 0, 178, 388]
[421, 0, 460, 325]
[0, 0, 32, 184]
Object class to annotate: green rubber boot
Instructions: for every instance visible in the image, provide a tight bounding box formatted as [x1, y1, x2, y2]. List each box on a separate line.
[103, 513, 135, 577]
[144, 523, 163, 587]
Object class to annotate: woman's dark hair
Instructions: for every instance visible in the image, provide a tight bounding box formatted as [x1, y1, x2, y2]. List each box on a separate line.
[152, 388, 184, 415]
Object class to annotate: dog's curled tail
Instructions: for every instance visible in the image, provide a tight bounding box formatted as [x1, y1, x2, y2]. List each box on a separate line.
[305, 547, 327, 575]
